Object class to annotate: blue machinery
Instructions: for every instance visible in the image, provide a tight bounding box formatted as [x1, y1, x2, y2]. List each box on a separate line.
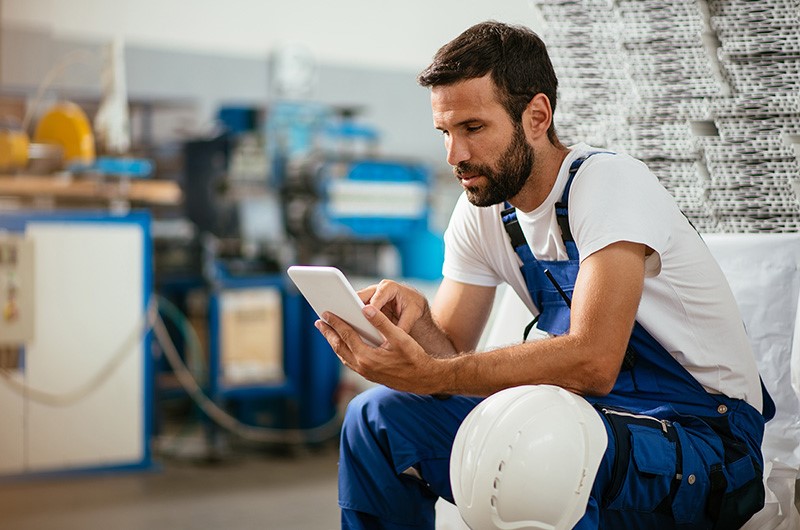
[162, 101, 443, 449]
[205, 274, 340, 438]
[268, 101, 443, 280]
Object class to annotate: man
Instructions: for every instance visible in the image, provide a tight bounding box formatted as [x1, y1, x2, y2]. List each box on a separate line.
[316, 21, 772, 530]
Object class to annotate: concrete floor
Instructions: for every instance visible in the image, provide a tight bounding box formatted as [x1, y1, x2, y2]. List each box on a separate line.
[0, 439, 341, 530]
[3, 433, 795, 530]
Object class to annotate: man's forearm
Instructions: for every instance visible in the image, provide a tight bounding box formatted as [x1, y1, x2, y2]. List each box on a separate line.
[429, 334, 620, 398]
[409, 309, 459, 359]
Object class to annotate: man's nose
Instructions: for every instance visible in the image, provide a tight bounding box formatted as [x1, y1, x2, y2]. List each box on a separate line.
[446, 136, 470, 167]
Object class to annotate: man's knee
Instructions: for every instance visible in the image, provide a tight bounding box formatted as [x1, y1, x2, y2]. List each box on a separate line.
[341, 386, 413, 454]
[344, 386, 392, 427]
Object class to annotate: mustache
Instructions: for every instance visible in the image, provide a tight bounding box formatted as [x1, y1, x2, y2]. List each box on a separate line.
[454, 162, 489, 177]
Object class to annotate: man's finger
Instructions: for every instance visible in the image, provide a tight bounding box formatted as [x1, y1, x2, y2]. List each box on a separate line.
[315, 319, 356, 366]
[323, 312, 367, 350]
[357, 285, 378, 305]
[362, 304, 405, 342]
[367, 281, 399, 313]
[315, 319, 343, 350]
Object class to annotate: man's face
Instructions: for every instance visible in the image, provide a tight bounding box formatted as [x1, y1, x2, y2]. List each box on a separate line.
[431, 76, 535, 207]
[455, 123, 534, 207]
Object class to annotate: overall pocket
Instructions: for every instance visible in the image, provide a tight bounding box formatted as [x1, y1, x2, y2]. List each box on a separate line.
[671, 423, 713, 525]
[707, 455, 764, 530]
[701, 411, 766, 529]
[601, 409, 680, 514]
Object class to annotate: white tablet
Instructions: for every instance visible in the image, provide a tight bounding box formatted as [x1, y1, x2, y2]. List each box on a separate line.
[287, 265, 384, 347]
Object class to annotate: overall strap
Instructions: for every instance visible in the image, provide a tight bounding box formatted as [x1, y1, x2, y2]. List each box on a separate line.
[500, 151, 618, 347]
[553, 157, 587, 250]
[502, 152, 608, 262]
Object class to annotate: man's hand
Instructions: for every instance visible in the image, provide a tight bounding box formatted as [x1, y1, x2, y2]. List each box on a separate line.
[315, 305, 446, 394]
[357, 280, 430, 334]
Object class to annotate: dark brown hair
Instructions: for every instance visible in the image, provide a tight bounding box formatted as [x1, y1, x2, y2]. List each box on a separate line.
[417, 21, 559, 144]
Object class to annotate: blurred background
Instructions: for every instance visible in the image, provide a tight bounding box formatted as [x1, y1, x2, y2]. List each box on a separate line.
[0, 0, 798, 529]
[0, 2, 540, 529]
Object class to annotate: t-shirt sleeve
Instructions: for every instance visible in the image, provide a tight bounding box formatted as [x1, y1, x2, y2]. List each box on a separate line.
[569, 155, 675, 276]
[442, 193, 504, 287]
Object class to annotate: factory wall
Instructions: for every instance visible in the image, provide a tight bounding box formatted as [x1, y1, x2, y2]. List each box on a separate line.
[1, 24, 444, 170]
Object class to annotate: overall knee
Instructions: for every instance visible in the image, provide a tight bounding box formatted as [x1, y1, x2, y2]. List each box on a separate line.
[341, 386, 404, 451]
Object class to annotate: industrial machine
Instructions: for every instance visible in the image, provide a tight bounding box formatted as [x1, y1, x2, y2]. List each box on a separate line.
[268, 101, 442, 279]
[0, 212, 153, 477]
[152, 100, 443, 452]
[179, 101, 441, 280]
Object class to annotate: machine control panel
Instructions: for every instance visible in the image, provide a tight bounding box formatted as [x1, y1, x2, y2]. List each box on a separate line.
[0, 234, 34, 353]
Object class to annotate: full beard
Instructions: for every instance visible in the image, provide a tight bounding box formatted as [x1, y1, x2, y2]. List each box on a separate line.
[456, 125, 535, 207]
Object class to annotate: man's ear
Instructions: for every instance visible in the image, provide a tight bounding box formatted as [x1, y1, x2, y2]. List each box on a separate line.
[523, 93, 553, 141]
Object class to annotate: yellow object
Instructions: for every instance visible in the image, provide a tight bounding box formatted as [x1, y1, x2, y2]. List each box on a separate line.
[33, 101, 96, 165]
[0, 128, 30, 172]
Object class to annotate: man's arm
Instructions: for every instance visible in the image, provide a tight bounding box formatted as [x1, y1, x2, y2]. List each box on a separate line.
[437, 241, 646, 396]
[430, 278, 496, 354]
[318, 240, 645, 396]
[358, 278, 496, 357]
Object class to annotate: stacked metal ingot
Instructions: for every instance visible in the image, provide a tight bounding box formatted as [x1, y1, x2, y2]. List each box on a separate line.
[532, 0, 800, 233]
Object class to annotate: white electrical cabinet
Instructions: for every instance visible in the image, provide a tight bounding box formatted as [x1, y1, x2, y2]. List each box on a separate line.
[0, 212, 152, 477]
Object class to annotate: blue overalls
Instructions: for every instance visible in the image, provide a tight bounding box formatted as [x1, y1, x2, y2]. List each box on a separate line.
[338, 155, 774, 530]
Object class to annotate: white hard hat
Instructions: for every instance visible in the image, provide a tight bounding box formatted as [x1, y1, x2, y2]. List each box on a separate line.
[450, 385, 608, 530]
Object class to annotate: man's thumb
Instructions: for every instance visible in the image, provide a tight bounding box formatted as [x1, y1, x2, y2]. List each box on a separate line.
[363, 304, 393, 332]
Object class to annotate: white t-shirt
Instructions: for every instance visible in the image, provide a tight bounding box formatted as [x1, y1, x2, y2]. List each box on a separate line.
[442, 143, 763, 412]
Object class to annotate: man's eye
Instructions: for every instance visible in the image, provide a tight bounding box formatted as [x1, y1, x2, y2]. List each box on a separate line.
[466, 125, 482, 133]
